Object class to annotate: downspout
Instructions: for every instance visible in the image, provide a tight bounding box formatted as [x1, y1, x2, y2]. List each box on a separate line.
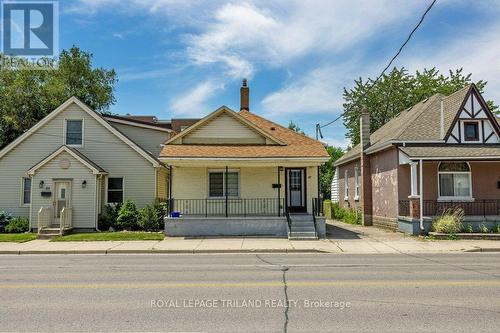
[29, 174, 34, 232]
[168, 165, 173, 216]
[277, 166, 281, 216]
[225, 166, 228, 218]
[95, 174, 101, 231]
[317, 166, 321, 215]
[419, 159, 424, 233]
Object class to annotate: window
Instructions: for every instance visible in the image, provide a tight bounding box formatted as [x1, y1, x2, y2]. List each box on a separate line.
[208, 170, 239, 197]
[438, 162, 471, 199]
[107, 178, 123, 203]
[66, 120, 83, 146]
[22, 178, 31, 205]
[344, 170, 349, 200]
[464, 122, 479, 141]
[354, 167, 360, 200]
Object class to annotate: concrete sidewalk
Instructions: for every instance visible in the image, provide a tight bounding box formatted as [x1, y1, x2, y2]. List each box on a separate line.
[0, 220, 499, 254]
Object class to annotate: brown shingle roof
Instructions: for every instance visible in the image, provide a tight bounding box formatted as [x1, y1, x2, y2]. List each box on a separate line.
[336, 85, 473, 165]
[400, 146, 500, 159]
[160, 109, 329, 159]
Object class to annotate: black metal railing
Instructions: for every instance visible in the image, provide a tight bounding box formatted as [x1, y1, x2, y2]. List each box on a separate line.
[312, 197, 324, 217]
[168, 198, 285, 217]
[285, 208, 291, 234]
[399, 199, 500, 217]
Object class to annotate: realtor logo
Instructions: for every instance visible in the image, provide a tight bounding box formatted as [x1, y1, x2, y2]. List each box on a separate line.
[1, 0, 59, 57]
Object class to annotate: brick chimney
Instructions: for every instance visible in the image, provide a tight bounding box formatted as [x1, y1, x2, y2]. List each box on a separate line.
[240, 79, 249, 111]
[360, 108, 373, 226]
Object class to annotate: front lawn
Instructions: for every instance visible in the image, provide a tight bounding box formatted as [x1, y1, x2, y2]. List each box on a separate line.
[52, 231, 165, 242]
[0, 233, 37, 243]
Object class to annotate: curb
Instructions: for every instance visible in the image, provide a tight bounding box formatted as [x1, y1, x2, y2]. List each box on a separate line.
[0, 248, 330, 255]
[464, 247, 500, 253]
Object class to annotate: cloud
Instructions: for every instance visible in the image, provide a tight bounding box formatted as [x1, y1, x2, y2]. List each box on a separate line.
[261, 60, 372, 118]
[184, 0, 421, 78]
[323, 137, 351, 150]
[169, 81, 224, 117]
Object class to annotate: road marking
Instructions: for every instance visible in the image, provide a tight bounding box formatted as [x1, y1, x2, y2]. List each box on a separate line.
[1, 280, 499, 289]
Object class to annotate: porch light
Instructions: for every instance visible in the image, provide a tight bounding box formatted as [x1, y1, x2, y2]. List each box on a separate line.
[82, 180, 87, 188]
[39, 180, 44, 188]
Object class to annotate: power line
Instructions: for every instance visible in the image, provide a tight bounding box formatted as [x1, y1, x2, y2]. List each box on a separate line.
[316, 0, 438, 140]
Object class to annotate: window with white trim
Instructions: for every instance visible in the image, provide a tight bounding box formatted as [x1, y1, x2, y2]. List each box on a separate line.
[438, 162, 471, 199]
[354, 167, 360, 200]
[209, 170, 239, 197]
[344, 170, 349, 200]
[65, 120, 83, 146]
[107, 178, 124, 203]
[22, 178, 31, 204]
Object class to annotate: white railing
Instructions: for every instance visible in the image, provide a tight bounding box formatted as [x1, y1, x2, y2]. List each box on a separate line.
[37, 207, 52, 233]
[60, 207, 73, 235]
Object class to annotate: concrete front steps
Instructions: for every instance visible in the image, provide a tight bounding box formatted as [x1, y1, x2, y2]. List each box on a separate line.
[37, 225, 72, 239]
[289, 214, 317, 240]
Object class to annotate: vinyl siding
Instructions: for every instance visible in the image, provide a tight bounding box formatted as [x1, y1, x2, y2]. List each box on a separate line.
[182, 113, 266, 144]
[110, 122, 171, 156]
[157, 168, 168, 200]
[0, 102, 156, 223]
[30, 151, 96, 229]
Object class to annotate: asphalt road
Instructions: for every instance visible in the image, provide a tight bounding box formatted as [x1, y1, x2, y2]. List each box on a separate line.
[1, 253, 500, 333]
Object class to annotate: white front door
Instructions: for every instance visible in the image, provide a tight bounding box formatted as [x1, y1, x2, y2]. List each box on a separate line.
[54, 181, 71, 223]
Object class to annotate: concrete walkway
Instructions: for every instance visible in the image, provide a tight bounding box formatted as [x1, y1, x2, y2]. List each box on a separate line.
[0, 220, 499, 254]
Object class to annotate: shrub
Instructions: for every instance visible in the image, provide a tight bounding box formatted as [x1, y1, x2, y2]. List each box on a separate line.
[98, 204, 121, 231]
[462, 224, 474, 233]
[116, 200, 139, 231]
[479, 223, 489, 233]
[138, 204, 162, 231]
[5, 217, 29, 233]
[152, 199, 168, 222]
[323, 200, 333, 219]
[0, 210, 12, 224]
[0, 211, 13, 233]
[432, 208, 463, 234]
[332, 203, 361, 225]
[494, 224, 500, 233]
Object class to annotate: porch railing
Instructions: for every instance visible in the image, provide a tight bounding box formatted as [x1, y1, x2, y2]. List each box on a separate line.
[37, 207, 52, 232]
[168, 198, 285, 217]
[399, 200, 500, 218]
[60, 207, 73, 235]
[312, 198, 324, 217]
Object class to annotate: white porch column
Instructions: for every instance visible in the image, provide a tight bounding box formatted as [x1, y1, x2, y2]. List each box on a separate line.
[409, 162, 418, 197]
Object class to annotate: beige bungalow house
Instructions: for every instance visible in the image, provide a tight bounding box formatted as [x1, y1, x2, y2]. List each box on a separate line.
[334, 84, 500, 234]
[0, 97, 176, 237]
[161, 81, 330, 239]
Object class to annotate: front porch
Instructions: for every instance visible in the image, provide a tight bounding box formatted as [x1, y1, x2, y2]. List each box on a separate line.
[165, 197, 325, 238]
[37, 206, 74, 239]
[397, 156, 500, 234]
[166, 162, 325, 238]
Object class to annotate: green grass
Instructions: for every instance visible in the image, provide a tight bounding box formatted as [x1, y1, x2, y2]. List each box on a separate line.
[52, 231, 165, 242]
[0, 233, 37, 243]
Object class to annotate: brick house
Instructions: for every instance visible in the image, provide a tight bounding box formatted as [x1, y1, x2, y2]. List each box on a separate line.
[333, 84, 500, 234]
